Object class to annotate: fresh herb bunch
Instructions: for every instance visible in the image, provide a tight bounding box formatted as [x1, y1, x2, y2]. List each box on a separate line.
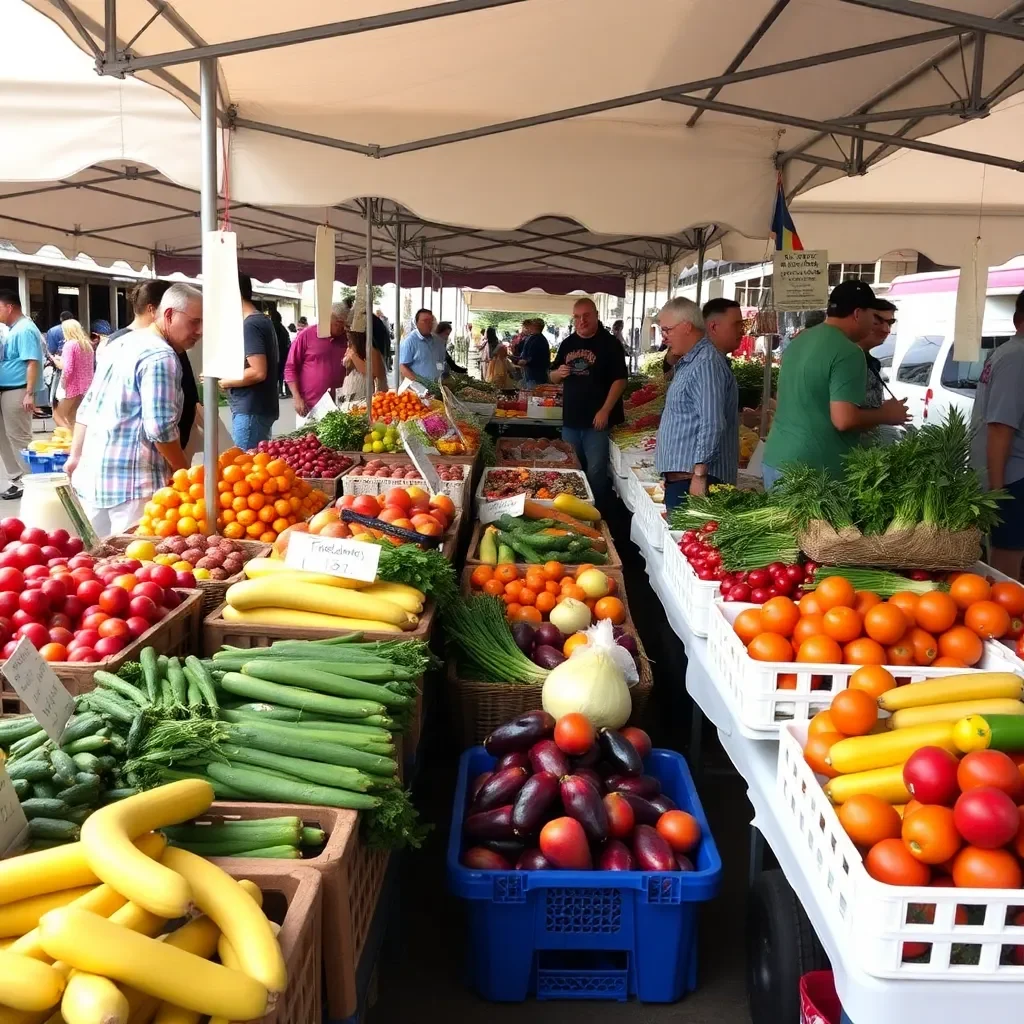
[668, 487, 768, 530]
[443, 595, 549, 684]
[374, 543, 458, 608]
[770, 464, 854, 531]
[478, 430, 497, 467]
[316, 411, 370, 451]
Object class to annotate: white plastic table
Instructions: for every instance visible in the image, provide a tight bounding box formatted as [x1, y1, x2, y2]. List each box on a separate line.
[627, 514, 1024, 1024]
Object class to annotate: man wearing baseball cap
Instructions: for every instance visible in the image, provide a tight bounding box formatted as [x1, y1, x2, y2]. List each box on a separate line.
[762, 279, 909, 487]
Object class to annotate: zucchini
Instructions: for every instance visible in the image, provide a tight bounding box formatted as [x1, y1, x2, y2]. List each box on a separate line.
[93, 671, 150, 708]
[27, 817, 79, 841]
[224, 724, 396, 778]
[80, 693, 136, 725]
[166, 658, 188, 706]
[228, 845, 302, 859]
[126, 715, 146, 760]
[301, 827, 326, 847]
[7, 760, 55, 782]
[205, 762, 380, 810]
[20, 798, 71, 820]
[953, 713, 1024, 754]
[168, 825, 301, 856]
[218, 673, 386, 720]
[240, 662, 411, 708]
[219, 744, 377, 793]
[187, 681, 203, 709]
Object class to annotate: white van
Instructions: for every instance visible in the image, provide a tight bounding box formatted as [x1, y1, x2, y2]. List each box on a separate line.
[879, 261, 1024, 427]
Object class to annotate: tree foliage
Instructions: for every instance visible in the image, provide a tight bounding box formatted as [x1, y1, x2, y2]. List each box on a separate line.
[471, 310, 571, 335]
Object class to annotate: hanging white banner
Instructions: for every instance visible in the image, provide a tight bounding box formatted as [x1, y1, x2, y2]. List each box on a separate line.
[201, 230, 245, 380]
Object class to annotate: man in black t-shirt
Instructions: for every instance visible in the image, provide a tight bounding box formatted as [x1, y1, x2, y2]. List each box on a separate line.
[220, 274, 280, 449]
[550, 297, 628, 501]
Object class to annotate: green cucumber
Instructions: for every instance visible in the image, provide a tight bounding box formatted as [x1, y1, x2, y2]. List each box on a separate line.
[99, 787, 139, 803]
[159, 818, 304, 844]
[9, 731, 48, 759]
[58, 782, 101, 807]
[28, 818, 79, 841]
[31, 781, 57, 800]
[71, 753, 102, 774]
[7, 760, 55, 782]
[219, 744, 377, 793]
[140, 647, 160, 703]
[126, 715, 146, 760]
[59, 713, 107, 746]
[166, 658, 188, 706]
[80, 693, 136, 725]
[240, 662, 410, 708]
[95, 756, 117, 773]
[12, 778, 30, 799]
[217, 673, 385, 720]
[61, 735, 112, 755]
[168, 823, 301, 856]
[64, 807, 94, 825]
[184, 656, 219, 711]
[49, 749, 77, 786]
[205, 762, 380, 810]
[223, 724, 396, 778]
[93, 671, 150, 708]
[225, 845, 301, 859]
[301, 827, 326, 847]
[20, 798, 71, 820]
[74, 772, 101, 788]
[0, 716, 44, 745]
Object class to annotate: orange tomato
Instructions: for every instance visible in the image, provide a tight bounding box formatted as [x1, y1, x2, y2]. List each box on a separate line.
[518, 587, 538, 607]
[886, 591, 920, 626]
[593, 596, 626, 624]
[829, 688, 877, 736]
[902, 805, 962, 865]
[563, 632, 589, 658]
[930, 655, 966, 668]
[535, 591, 557, 614]
[483, 577, 506, 597]
[913, 591, 957, 634]
[495, 565, 519, 584]
[505, 603, 522, 620]
[796, 635, 843, 664]
[822, 606, 863, 644]
[515, 606, 543, 624]
[574, 563, 595, 579]
[545, 580, 560, 596]
[747, 632, 794, 662]
[542, 560, 564, 581]
[842, 636, 887, 665]
[990, 581, 1024, 617]
[733, 607, 764, 644]
[853, 591, 882, 616]
[503, 580, 523, 602]
[562, 583, 587, 602]
[905, 627, 938, 665]
[814, 576, 857, 611]
[777, 673, 797, 690]
[808, 710, 842, 738]
[863, 604, 908, 646]
[950, 572, 991, 609]
[760, 596, 800, 638]
[951, 846, 1022, 889]
[865, 838, 931, 886]
[793, 614, 826, 647]
[885, 639, 915, 666]
[964, 599, 1011, 639]
[470, 566, 494, 589]
[937, 625, 983, 666]
[848, 665, 896, 699]
[524, 572, 546, 593]
[838, 794, 902, 847]
[798, 592, 823, 616]
[803, 731, 843, 778]
[656, 810, 702, 854]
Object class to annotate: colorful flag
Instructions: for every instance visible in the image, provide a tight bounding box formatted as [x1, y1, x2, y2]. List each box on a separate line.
[770, 176, 803, 251]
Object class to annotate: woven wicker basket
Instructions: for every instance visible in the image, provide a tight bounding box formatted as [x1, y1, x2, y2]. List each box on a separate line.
[799, 520, 983, 571]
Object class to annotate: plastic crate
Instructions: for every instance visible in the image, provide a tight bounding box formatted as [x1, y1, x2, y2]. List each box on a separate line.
[662, 533, 722, 639]
[20, 449, 68, 473]
[800, 971, 841, 1024]
[779, 722, 1024, 980]
[475, 467, 594, 518]
[630, 480, 667, 552]
[341, 466, 467, 503]
[448, 747, 722, 1002]
[706, 600, 1010, 738]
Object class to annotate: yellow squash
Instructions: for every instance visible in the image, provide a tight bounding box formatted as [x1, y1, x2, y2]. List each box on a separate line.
[242, 558, 367, 588]
[226, 577, 414, 627]
[552, 493, 601, 522]
[62, 973, 129, 1024]
[80, 782, 214, 919]
[360, 581, 425, 613]
[878, 673, 1024, 712]
[37, 909, 267, 1022]
[0, 951, 66, 1011]
[824, 764, 911, 805]
[159, 849, 285, 993]
[888, 697, 1024, 729]
[221, 605, 402, 633]
[827, 722, 957, 774]
[0, 887, 95, 939]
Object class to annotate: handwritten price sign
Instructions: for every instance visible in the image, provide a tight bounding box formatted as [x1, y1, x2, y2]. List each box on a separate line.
[0, 765, 29, 856]
[479, 494, 526, 524]
[285, 531, 382, 583]
[0, 638, 75, 743]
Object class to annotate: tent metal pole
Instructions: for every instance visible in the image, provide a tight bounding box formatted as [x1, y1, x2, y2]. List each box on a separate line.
[103, 0, 116, 63]
[628, 275, 637, 370]
[109, 282, 119, 330]
[365, 198, 374, 413]
[393, 224, 402, 390]
[420, 244, 425, 309]
[836, 0, 1024, 42]
[639, 269, 648, 372]
[200, 57, 219, 536]
[695, 229, 707, 308]
[438, 270, 444, 320]
[666, 261, 674, 301]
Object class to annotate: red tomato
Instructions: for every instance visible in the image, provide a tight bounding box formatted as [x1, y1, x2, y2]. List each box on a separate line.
[98, 618, 130, 640]
[76, 579, 103, 606]
[553, 713, 596, 756]
[67, 646, 99, 662]
[16, 622, 50, 648]
[98, 587, 131, 618]
[80, 611, 109, 631]
[125, 616, 151, 639]
[93, 635, 125, 657]
[957, 750, 1022, 799]
[953, 787, 1020, 848]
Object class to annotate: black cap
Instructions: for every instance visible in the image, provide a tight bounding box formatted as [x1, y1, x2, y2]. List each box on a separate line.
[827, 279, 877, 317]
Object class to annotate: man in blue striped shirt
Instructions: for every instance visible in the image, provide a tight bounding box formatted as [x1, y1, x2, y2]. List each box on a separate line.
[655, 297, 742, 511]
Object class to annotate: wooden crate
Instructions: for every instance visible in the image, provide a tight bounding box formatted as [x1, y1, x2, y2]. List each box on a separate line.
[97, 535, 271, 615]
[222, 865, 323, 1024]
[201, 598, 437, 655]
[0, 590, 202, 716]
[447, 566, 651, 747]
[464, 518, 621, 569]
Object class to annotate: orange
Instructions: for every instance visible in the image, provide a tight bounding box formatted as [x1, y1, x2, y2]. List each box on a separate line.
[258, 506, 276, 524]
[760, 597, 800, 638]
[470, 565, 494, 588]
[542, 561, 564, 581]
[188, 483, 204, 501]
[808, 710, 842, 738]
[733, 607, 764, 645]
[814, 576, 856, 611]
[863, 604, 908, 645]
[163, 507, 180, 524]
[524, 572, 546, 593]
[495, 565, 519, 584]
[217, 479, 232, 493]
[187, 464, 204, 484]
[796, 635, 843, 664]
[949, 572, 991, 610]
[483, 578, 505, 597]
[219, 491, 234, 509]
[144, 501, 163, 519]
[171, 468, 189, 489]
[545, 580, 560, 596]
[803, 731, 844, 779]
[247, 492, 266, 511]
[274, 498, 291, 517]
[156, 520, 177, 538]
[793, 614, 826, 648]
[177, 516, 198, 537]
[246, 522, 264, 538]
[236, 509, 257, 527]
[504, 602, 522, 620]
[178, 503, 195, 519]
[747, 632, 794, 662]
[829, 688, 877, 736]
[798, 592, 824, 616]
[233, 480, 252, 498]
[853, 591, 882, 617]
[253, 451, 270, 467]
[562, 583, 586, 602]
[266, 459, 287, 476]
[153, 487, 181, 508]
[259, 531, 276, 543]
[231, 496, 248, 513]
[223, 465, 243, 484]
[515, 606, 543, 624]
[277, 476, 292, 493]
[272, 518, 290, 534]
[263, 478, 279, 495]
[535, 591, 556, 614]
[822, 606, 863, 644]
[221, 508, 236, 524]
[848, 665, 896, 699]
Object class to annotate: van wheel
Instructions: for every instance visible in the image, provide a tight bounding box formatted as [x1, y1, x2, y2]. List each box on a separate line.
[746, 869, 827, 1024]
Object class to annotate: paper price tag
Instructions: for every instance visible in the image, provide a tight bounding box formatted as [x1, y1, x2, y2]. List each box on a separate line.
[398, 378, 429, 398]
[479, 494, 526, 524]
[398, 423, 442, 496]
[0, 638, 75, 743]
[0, 765, 29, 856]
[285, 531, 382, 583]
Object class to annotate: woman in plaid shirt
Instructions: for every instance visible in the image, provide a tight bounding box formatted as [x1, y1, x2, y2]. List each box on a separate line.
[66, 284, 203, 535]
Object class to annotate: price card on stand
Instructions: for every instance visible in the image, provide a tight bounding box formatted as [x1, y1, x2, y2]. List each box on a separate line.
[285, 531, 382, 583]
[479, 494, 526, 524]
[0, 765, 29, 856]
[398, 378, 429, 398]
[398, 422, 442, 496]
[0, 638, 75, 743]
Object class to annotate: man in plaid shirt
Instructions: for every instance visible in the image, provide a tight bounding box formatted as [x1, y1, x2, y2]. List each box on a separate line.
[66, 283, 203, 535]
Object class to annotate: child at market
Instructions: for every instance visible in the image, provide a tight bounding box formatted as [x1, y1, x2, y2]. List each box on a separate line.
[487, 344, 516, 389]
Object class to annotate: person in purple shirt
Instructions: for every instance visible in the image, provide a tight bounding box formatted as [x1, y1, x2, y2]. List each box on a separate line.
[283, 303, 348, 419]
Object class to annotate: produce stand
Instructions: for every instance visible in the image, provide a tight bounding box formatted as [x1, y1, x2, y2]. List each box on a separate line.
[464, 519, 622, 569]
[623, 472, 1024, 1024]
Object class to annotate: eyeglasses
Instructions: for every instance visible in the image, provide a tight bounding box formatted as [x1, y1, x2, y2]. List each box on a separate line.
[872, 313, 896, 328]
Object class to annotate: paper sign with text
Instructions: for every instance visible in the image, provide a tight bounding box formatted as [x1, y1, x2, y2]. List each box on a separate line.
[398, 423, 442, 496]
[285, 530, 382, 583]
[0, 765, 29, 856]
[0, 638, 75, 742]
[772, 250, 828, 312]
[479, 494, 526, 524]
[398, 378, 429, 398]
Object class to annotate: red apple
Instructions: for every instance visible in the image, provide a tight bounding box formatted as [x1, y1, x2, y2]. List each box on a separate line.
[13, 544, 44, 569]
[0, 517, 25, 541]
[45, 528, 70, 550]
[131, 582, 164, 604]
[148, 564, 176, 590]
[67, 555, 94, 570]
[39, 579, 67, 609]
[19, 526, 47, 547]
[11, 609, 38, 629]
[24, 565, 49, 581]
[128, 595, 158, 622]
[136, 565, 152, 582]
[174, 571, 196, 588]
[41, 546, 64, 562]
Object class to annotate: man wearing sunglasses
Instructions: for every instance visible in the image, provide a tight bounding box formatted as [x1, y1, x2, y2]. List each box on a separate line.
[762, 280, 909, 488]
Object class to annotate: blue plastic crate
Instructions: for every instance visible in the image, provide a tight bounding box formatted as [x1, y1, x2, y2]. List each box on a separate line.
[21, 450, 55, 473]
[447, 746, 723, 1003]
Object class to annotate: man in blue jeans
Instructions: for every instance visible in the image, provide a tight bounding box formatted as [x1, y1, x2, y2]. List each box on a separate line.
[550, 298, 628, 502]
[220, 273, 280, 449]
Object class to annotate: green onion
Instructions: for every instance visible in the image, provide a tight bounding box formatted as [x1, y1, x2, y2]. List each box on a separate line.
[442, 595, 549, 685]
[806, 567, 946, 597]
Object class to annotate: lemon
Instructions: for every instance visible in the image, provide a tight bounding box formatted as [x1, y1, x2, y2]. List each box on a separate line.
[362, 443, 373, 452]
[371, 430, 383, 442]
[363, 433, 374, 443]
[372, 440, 385, 453]
[194, 567, 212, 580]
[125, 540, 157, 561]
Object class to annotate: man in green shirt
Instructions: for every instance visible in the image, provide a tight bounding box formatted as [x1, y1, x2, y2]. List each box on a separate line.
[762, 280, 909, 487]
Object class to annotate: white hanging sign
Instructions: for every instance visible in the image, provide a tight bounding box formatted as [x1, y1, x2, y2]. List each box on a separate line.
[398, 378, 429, 398]
[314, 226, 337, 339]
[306, 391, 339, 422]
[0, 638, 75, 743]
[771, 250, 828, 312]
[398, 423, 442, 496]
[200, 230, 245, 380]
[285, 531, 382, 583]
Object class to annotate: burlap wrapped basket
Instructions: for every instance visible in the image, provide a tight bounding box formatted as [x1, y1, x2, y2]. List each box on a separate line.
[798, 520, 983, 571]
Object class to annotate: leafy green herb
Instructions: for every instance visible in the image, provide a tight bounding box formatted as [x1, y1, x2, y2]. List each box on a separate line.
[316, 411, 369, 452]
[364, 786, 430, 851]
[443, 595, 549, 684]
[374, 543, 458, 608]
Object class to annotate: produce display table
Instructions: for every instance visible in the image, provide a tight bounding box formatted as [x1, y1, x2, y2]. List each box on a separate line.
[625, 500, 1024, 1024]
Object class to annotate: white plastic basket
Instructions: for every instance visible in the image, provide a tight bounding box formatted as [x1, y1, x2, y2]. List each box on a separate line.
[661, 531, 689, 611]
[670, 539, 723, 638]
[708, 601, 1008, 739]
[778, 721, 1024, 980]
[474, 467, 594, 517]
[341, 471, 465, 503]
[630, 479, 667, 551]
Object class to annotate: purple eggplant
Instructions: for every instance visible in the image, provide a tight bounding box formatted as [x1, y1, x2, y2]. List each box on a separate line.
[484, 710, 555, 757]
[516, 848, 551, 870]
[632, 824, 676, 871]
[648, 794, 677, 815]
[620, 792, 662, 827]
[675, 853, 695, 871]
[574, 767, 604, 794]
[471, 767, 529, 813]
[463, 847, 513, 871]
[511, 621, 536, 656]
[560, 775, 609, 843]
[598, 728, 643, 777]
[481, 838, 526, 859]
[605, 774, 661, 799]
[496, 750, 530, 773]
[572, 744, 600, 769]
[469, 771, 493, 804]
[465, 805, 516, 841]
[511, 771, 560, 832]
[529, 738, 570, 778]
[597, 839, 635, 871]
